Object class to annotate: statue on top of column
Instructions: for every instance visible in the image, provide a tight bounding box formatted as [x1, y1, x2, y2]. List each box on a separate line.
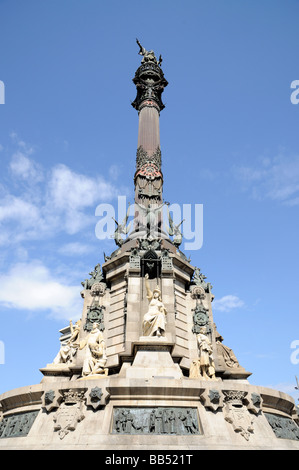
[136, 38, 162, 66]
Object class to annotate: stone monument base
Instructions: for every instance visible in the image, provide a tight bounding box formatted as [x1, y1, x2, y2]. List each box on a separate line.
[1, 373, 299, 450]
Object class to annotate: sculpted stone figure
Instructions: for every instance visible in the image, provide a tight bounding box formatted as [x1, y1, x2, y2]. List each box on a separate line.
[52, 319, 81, 366]
[81, 264, 104, 290]
[190, 326, 216, 380]
[80, 323, 108, 377]
[214, 327, 241, 369]
[143, 273, 167, 337]
[136, 38, 162, 65]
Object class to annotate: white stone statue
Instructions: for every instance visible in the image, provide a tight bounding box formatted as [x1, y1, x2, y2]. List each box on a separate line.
[142, 274, 167, 337]
[190, 326, 216, 380]
[80, 323, 108, 377]
[52, 319, 81, 366]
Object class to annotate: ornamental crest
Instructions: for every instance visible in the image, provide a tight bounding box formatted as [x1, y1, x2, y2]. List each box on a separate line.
[53, 389, 86, 440]
[223, 391, 254, 441]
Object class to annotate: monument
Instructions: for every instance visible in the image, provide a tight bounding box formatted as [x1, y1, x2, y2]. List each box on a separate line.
[0, 40, 299, 451]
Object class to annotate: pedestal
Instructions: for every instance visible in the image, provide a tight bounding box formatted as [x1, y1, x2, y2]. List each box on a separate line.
[124, 337, 183, 379]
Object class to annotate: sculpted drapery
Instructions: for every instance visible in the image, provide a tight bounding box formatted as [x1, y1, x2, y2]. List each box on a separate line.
[142, 273, 167, 337]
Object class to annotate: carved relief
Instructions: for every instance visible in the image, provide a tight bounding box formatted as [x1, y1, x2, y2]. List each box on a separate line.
[248, 393, 263, 415]
[265, 413, 299, 440]
[0, 410, 39, 439]
[86, 386, 109, 411]
[192, 300, 211, 335]
[42, 389, 61, 413]
[190, 285, 205, 300]
[112, 407, 200, 435]
[84, 282, 106, 332]
[129, 248, 141, 269]
[161, 249, 173, 271]
[201, 389, 224, 412]
[136, 146, 162, 173]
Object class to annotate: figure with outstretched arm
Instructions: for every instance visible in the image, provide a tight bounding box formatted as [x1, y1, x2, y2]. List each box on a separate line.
[142, 274, 167, 337]
[136, 38, 158, 64]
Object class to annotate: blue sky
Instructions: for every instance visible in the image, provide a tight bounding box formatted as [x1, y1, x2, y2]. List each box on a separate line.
[0, 0, 299, 401]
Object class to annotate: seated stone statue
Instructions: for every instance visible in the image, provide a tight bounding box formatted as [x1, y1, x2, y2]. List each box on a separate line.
[142, 274, 167, 337]
[80, 322, 108, 377]
[52, 319, 81, 366]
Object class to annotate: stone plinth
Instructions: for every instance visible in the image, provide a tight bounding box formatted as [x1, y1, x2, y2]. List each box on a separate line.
[123, 337, 182, 379]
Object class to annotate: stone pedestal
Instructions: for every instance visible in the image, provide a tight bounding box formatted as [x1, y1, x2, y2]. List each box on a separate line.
[123, 337, 183, 379]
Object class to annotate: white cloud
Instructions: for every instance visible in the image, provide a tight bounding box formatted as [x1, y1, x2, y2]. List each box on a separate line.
[0, 142, 124, 243]
[213, 295, 244, 312]
[58, 242, 93, 256]
[0, 194, 40, 223]
[233, 153, 299, 206]
[0, 261, 82, 321]
[10, 151, 43, 182]
[9, 132, 35, 155]
[48, 164, 117, 210]
[44, 163, 120, 235]
[0, 194, 43, 244]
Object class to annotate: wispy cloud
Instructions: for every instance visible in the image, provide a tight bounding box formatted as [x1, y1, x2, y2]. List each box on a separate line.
[58, 242, 93, 256]
[10, 151, 43, 183]
[213, 295, 245, 312]
[0, 134, 126, 244]
[46, 163, 120, 234]
[232, 153, 299, 206]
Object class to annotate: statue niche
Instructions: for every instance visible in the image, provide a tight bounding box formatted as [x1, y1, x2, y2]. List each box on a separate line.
[141, 249, 161, 279]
